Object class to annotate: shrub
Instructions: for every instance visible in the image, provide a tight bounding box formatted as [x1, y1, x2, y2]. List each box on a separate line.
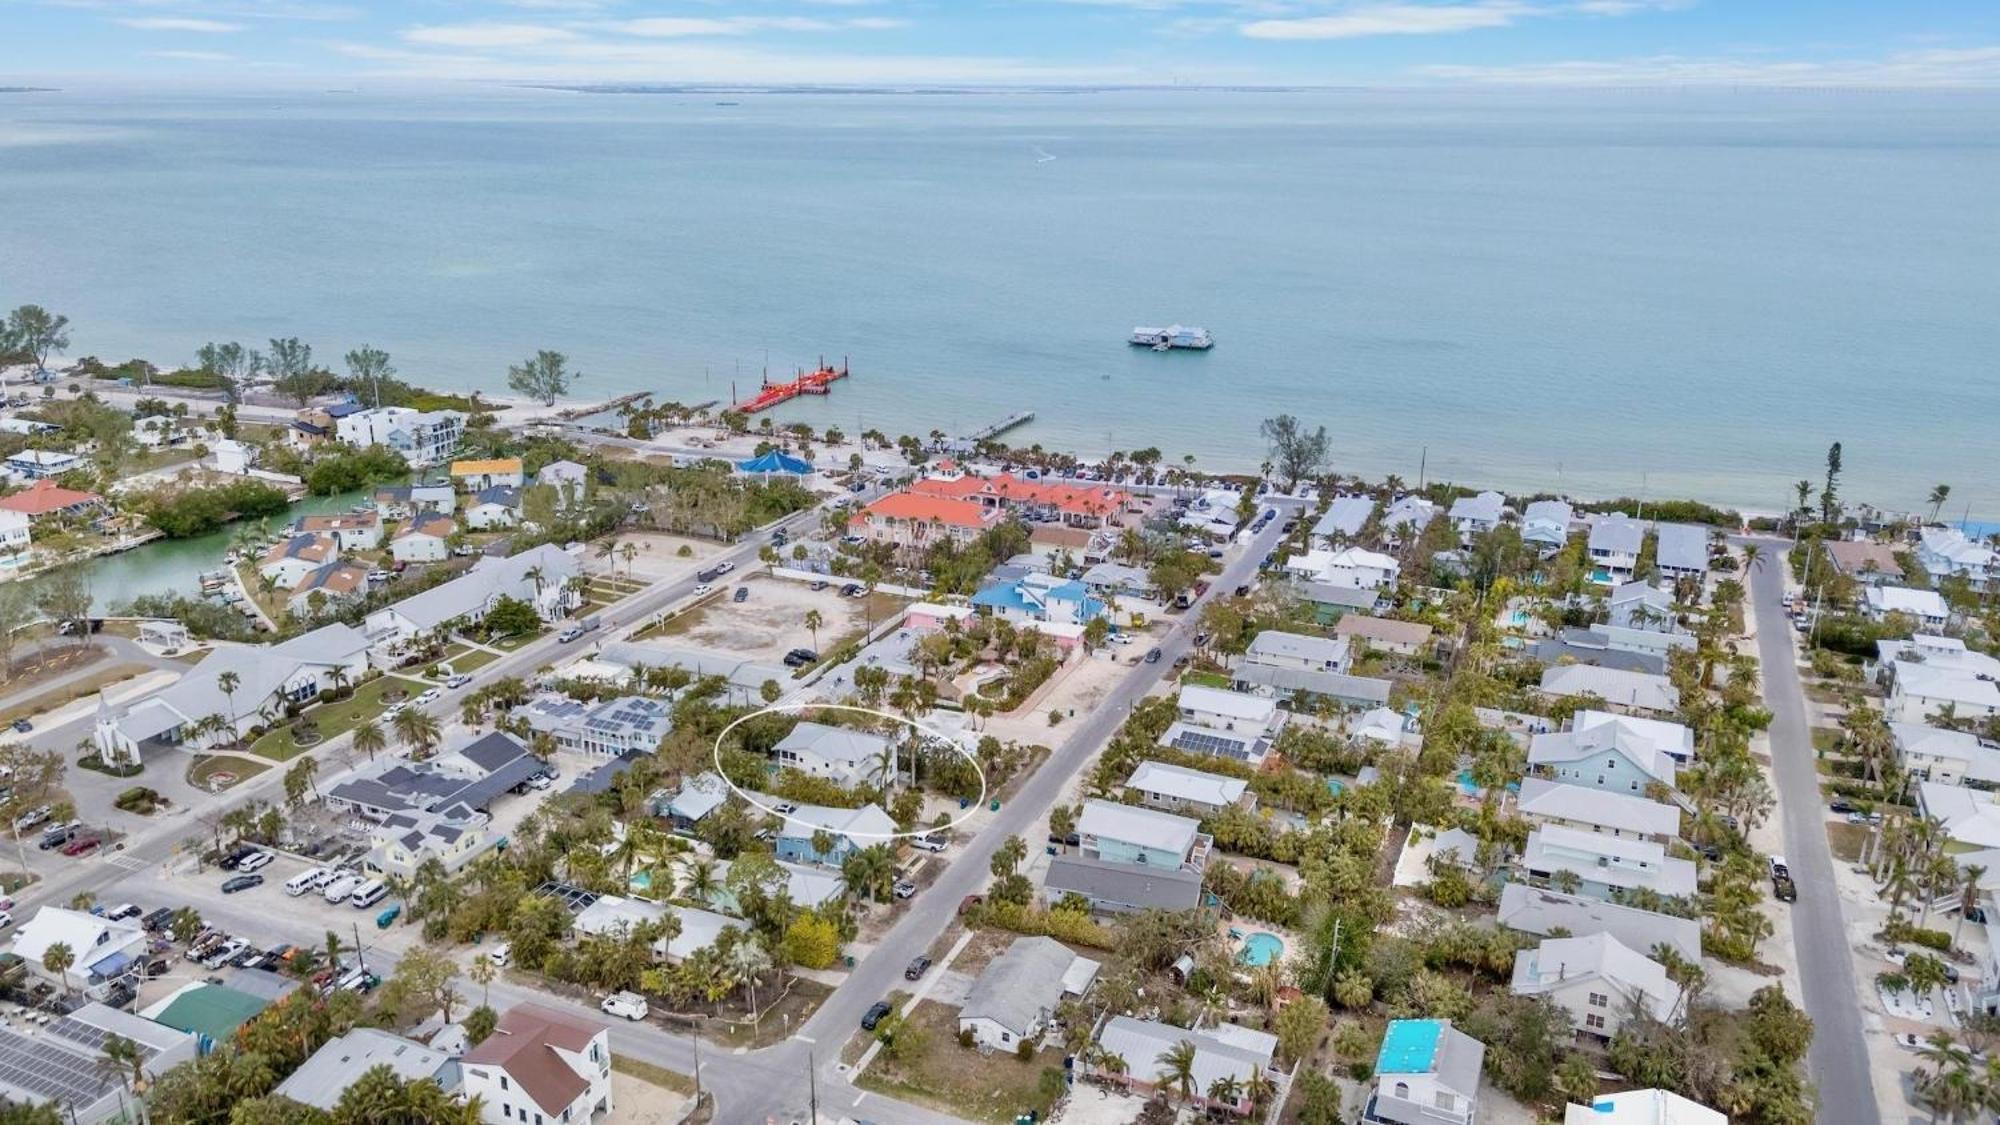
[958, 1027, 975, 1049]
[1016, 1037, 1036, 1062]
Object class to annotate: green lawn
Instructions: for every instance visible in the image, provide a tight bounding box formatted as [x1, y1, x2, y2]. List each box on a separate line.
[490, 631, 542, 652]
[187, 754, 271, 792]
[248, 676, 424, 761]
[450, 648, 500, 673]
[1182, 670, 1231, 690]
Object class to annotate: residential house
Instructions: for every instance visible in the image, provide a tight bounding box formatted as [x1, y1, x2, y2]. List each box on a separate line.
[275, 1028, 459, 1111]
[6, 449, 86, 480]
[293, 511, 383, 552]
[1540, 664, 1679, 717]
[1884, 656, 2000, 726]
[1916, 784, 2000, 851]
[596, 642, 787, 703]
[363, 805, 498, 879]
[773, 804, 898, 866]
[1521, 825, 1697, 902]
[287, 561, 372, 617]
[1919, 527, 1999, 590]
[1293, 580, 1385, 621]
[461, 1003, 613, 1125]
[1086, 1017, 1276, 1118]
[1125, 760, 1253, 817]
[0, 1002, 197, 1124]
[654, 906, 740, 964]
[1314, 494, 1376, 543]
[1573, 709, 1696, 764]
[1335, 614, 1435, 657]
[771, 721, 893, 787]
[1893, 722, 2000, 787]
[1527, 722, 1679, 795]
[572, 895, 669, 940]
[658, 772, 729, 832]
[363, 544, 581, 648]
[1079, 561, 1157, 602]
[1285, 546, 1400, 590]
[1521, 500, 1574, 553]
[259, 533, 340, 589]
[537, 459, 590, 509]
[1381, 496, 1437, 542]
[1448, 490, 1508, 540]
[1044, 799, 1210, 913]
[391, 512, 456, 564]
[1511, 932, 1681, 1040]
[700, 858, 844, 915]
[132, 414, 178, 448]
[970, 571, 1103, 627]
[1588, 516, 1644, 585]
[336, 407, 465, 467]
[1864, 585, 1950, 630]
[958, 936, 1100, 1051]
[0, 508, 32, 571]
[1353, 707, 1419, 749]
[465, 486, 521, 531]
[1516, 778, 1680, 843]
[1563, 1090, 1726, 1125]
[1244, 630, 1350, 675]
[908, 469, 1128, 528]
[1824, 539, 1905, 586]
[1496, 883, 1702, 963]
[1233, 631, 1392, 711]
[373, 484, 456, 521]
[523, 693, 673, 757]
[1362, 1018, 1484, 1125]
[0, 478, 102, 521]
[450, 457, 525, 492]
[1027, 524, 1102, 568]
[851, 490, 1005, 551]
[1653, 524, 1710, 583]
[1161, 684, 1285, 766]
[7, 908, 149, 999]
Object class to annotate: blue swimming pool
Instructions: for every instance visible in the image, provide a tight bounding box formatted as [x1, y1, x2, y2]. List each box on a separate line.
[1239, 932, 1285, 967]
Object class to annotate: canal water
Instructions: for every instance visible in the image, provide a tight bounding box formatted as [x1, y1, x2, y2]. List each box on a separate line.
[82, 488, 374, 612]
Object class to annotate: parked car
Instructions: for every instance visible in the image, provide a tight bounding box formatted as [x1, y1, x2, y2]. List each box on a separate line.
[526, 773, 554, 792]
[1144, 648, 1162, 664]
[61, 835, 102, 857]
[910, 833, 948, 853]
[601, 991, 650, 1021]
[692, 583, 713, 596]
[38, 822, 79, 850]
[236, 850, 274, 873]
[784, 648, 819, 668]
[485, 943, 511, 968]
[0, 911, 12, 931]
[446, 673, 472, 689]
[14, 805, 52, 832]
[105, 903, 142, 923]
[140, 908, 174, 932]
[809, 581, 829, 591]
[860, 1001, 893, 1031]
[893, 880, 917, 900]
[841, 584, 864, 598]
[222, 874, 264, 894]
[904, 956, 931, 980]
[414, 688, 442, 705]
[9, 719, 30, 733]
[557, 627, 584, 644]
[1772, 875, 1797, 903]
[1829, 798, 1856, 814]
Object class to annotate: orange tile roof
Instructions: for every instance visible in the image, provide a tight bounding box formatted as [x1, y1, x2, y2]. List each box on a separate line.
[0, 479, 101, 516]
[450, 458, 523, 476]
[862, 490, 999, 529]
[910, 471, 1127, 518]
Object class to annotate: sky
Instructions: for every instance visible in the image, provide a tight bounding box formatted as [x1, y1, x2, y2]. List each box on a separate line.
[7, 0, 2000, 87]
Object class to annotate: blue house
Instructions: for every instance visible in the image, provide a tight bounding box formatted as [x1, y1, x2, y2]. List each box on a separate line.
[1525, 721, 1677, 795]
[970, 571, 1104, 627]
[774, 803, 898, 867]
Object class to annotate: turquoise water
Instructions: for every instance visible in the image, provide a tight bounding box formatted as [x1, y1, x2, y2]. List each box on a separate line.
[5, 88, 1999, 512]
[1239, 932, 1284, 967]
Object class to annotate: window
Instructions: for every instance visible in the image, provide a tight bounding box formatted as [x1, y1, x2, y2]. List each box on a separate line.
[1585, 1013, 1606, 1030]
[503, 1108, 512, 1121]
[1588, 993, 1609, 1008]
[501, 1076, 510, 1091]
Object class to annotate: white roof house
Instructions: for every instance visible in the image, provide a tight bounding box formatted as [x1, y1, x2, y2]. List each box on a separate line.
[1653, 524, 1710, 579]
[1381, 496, 1437, 539]
[1893, 722, 2000, 787]
[275, 1028, 459, 1110]
[1511, 932, 1682, 1035]
[773, 721, 894, 788]
[1125, 760, 1249, 812]
[1516, 777, 1681, 841]
[654, 906, 741, 964]
[1521, 500, 1574, 549]
[1564, 1089, 1727, 1125]
[8, 908, 148, 995]
[1285, 546, 1400, 590]
[958, 937, 1100, 1050]
[1918, 783, 2000, 850]
[1865, 585, 1950, 626]
[1448, 490, 1508, 534]
[1891, 663, 2000, 725]
[572, 894, 669, 939]
[1497, 883, 1702, 963]
[364, 544, 580, 641]
[1523, 825, 1698, 900]
[1091, 1017, 1275, 1117]
[1541, 664, 1679, 715]
[1177, 684, 1277, 727]
[1244, 630, 1350, 672]
[1573, 709, 1696, 763]
[1165, 684, 1285, 765]
[1314, 495, 1375, 541]
[1077, 799, 1202, 857]
[1919, 527, 1999, 586]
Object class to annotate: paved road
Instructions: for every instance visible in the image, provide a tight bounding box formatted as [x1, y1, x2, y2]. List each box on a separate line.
[1744, 539, 1875, 1124]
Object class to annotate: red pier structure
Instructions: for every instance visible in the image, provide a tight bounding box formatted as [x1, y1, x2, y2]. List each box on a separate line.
[733, 358, 849, 414]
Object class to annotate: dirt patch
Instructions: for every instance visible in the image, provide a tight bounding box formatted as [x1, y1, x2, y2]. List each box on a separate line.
[592, 532, 723, 582]
[1827, 820, 1870, 863]
[0, 661, 149, 727]
[651, 573, 896, 663]
[856, 998, 1066, 1125]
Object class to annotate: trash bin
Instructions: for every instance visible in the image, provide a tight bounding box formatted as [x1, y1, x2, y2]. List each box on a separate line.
[990, 799, 1000, 812]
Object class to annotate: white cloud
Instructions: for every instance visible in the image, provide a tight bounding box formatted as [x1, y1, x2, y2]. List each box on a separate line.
[402, 23, 581, 48]
[146, 48, 234, 60]
[115, 16, 244, 32]
[1416, 46, 2000, 85]
[598, 15, 904, 37]
[1242, 3, 1529, 40]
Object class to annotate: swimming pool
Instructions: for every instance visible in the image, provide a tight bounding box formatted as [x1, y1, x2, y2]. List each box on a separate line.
[1239, 932, 1285, 967]
[629, 870, 653, 893]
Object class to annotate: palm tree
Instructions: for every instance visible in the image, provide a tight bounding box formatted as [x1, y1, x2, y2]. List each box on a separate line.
[1206, 1074, 1244, 1112]
[1915, 1031, 1981, 1123]
[620, 541, 639, 581]
[98, 1032, 148, 1104]
[991, 835, 1027, 878]
[325, 665, 351, 701]
[1740, 543, 1764, 574]
[392, 708, 441, 758]
[1956, 865, 1988, 950]
[1931, 484, 1953, 523]
[469, 954, 496, 1008]
[1155, 1040, 1199, 1104]
[804, 609, 823, 654]
[217, 670, 241, 722]
[42, 942, 74, 996]
[683, 857, 721, 904]
[1244, 1067, 1276, 1110]
[352, 720, 386, 763]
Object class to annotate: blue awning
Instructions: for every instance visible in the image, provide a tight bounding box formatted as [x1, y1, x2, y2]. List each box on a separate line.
[736, 450, 811, 475]
[89, 949, 137, 978]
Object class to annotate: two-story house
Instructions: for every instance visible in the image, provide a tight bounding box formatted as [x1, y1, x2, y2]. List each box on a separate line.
[391, 512, 456, 564]
[1161, 684, 1286, 767]
[259, 532, 340, 590]
[1527, 721, 1678, 796]
[1521, 499, 1574, 554]
[970, 571, 1103, 627]
[1919, 527, 1998, 590]
[851, 490, 1005, 552]
[462, 1003, 612, 1125]
[1892, 722, 2000, 787]
[1521, 824, 1697, 903]
[1044, 799, 1210, 913]
[1515, 778, 1680, 843]
[1511, 932, 1681, 1041]
[1587, 516, 1644, 585]
[1653, 524, 1710, 585]
[1864, 585, 1951, 630]
[1363, 1018, 1485, 1125]
[523, 694, 673, 758]
[293, 512, 382, 552]
[773, 804, 898, 867]
[772, 721, 893, 788]
[450, 457, 526, 492]
[1285, 546, 1400, 590]
[1447, 490, 1508, 541]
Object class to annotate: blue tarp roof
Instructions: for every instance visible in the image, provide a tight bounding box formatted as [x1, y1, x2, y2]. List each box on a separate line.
[737, 450, 811, 475]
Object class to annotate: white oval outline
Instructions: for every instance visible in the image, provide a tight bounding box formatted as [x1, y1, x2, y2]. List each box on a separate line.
[710, 702, 989, 842]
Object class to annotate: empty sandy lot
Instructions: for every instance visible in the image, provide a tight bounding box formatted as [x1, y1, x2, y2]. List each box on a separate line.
[586, 532, 724, 582]
[658, 573, 900, 663]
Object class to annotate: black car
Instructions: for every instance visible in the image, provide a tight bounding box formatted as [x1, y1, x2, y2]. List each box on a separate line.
[37, 824, 76, 851]
[221, 874, 264, 894]
[733, 587, 749, 603]
[861, 1001, 893, 1031]
[783, 648, 819, 668]
[141, 908, 174, 932]
[904, 956, 932, 981]
[1772, 875, 1797, 903]
[10, 719, 29, 733]
[1234, 584, 1251, 597]
[1145, 648, 1162, 664]
[218, 844, 258, 871]
[1829, 798, 1856, 814]
[841, 583, 865, 597]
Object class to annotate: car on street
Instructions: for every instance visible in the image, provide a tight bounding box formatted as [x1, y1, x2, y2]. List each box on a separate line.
[904, 956, 931, 980]
[380, 703, 405, 721]
[485, 943, 511, 968]
[784, 648, 819, 668]
[106, 903, 142, 922]
[692, 583, 713, 596]
[601, 991, 649, 1021]
[0, 912, 12, 931]
[809, 581, 829, 591]
[910, 833, 948, 853]
[861, 1001, 893, 1031]
[893, 880, 916, 900]
[774, 802, 799, 815]
[1145, 647, 1162, 663]
[446, 674, 472, 689]
[9, 719, 29, 733]
[713, 561, 735, 575]
[1829, 798, 1856, 814]
[733, 586, 749, 603]
[415, 688, 442, 705]
[221, 874, 264, 894]
[557, 626, 584, 643]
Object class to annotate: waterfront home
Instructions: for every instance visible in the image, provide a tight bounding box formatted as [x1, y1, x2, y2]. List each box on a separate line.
[523, 693, 672, 757]
[363, 804, 498, 880]
[287, 405, 346, 451]
[1587, 515, 1644, 585]
[1285, 545, 1399, 590]
[1516, 777, 1680, 843]
[0, 509, 31, 570]
[275, 1029, 458, 1112]
[1162, 684, 1284, 766]
[1654, 524, 1711, 584]
[449, 457, 525, 492]
[852, 490, 1004, 552]
[909, 469, 1128, 528]
[0, 1001, 197, 1123]
[286, 560, 372, 617]
[1824, 538, 1905, 586]
[537, 459, 590, 511]
[1244, 630, 1350, 674]
[390, 511, 455, 564]
[1608, 581, 1676, 632]
[1521, 825, 1697, 902]
[1314, 494, 1376, 543]
[463, 485, 521, 530]
[462, 1003, 613, 1125]
[132, 413, 178, 448]
[773, 803, 897, 866]
[1044, 799, 1209, 914]
[1528, 721, 1678, 795]
[959, 936, 1100, 1051]
[1521, 499, 1574, 554]
[1448, 490, 1508, 540]
[0, 478, 102, 521]
[260, 533, 340, 589]
[6, 907, 148, 999]
[772, 721, 894, 787]
[1919, 527, 1999, 589]
[1496, 883, 1702, 963]
[1125, 760, 1252, 817]
[206, 438, 255, 476]
[1380, 496, 1437, 542]
[363, 543, 581, 648]
[1362, 1018, 1484, 1125]
[1540, 664, 1678, 717]
[337, 406, 465, 468]
[1864, 584, 1950, 630]
[1335, 613, 1434, 657]
[970, 571, 1103, 628]
[1892, 722, 2000, 787]
[5, 449, 85, 481]
[1563, 1089, 1726, 1125]
[1511, 932, 1681, 1040]
[95, 621, 374, 762]
[292, 511, 382, 552]
[373, 483, 456, 521]
[1085, 1017, 1276, 1118]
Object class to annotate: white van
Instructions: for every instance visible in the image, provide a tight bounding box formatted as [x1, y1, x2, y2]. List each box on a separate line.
[600, 991, 649, 1021]
[349, 880, 389, 909]
[285, 868, 330, 897]
[321, 874, 361, 903]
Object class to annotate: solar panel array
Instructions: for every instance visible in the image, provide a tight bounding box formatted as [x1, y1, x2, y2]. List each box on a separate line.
[0, 1026, 113, 1107]
[47, 1016, 163, 1060]
[1171, 730, 1250, 760]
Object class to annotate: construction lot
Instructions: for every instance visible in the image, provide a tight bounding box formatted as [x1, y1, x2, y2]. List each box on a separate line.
[650, 573, 904, 663]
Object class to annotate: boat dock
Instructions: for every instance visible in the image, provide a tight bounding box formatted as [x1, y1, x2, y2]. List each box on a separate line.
[967, 411, 1035, 442]
[734, 360, 849, 414]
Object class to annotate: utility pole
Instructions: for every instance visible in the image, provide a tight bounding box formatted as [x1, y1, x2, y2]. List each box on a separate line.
[692, 1023, 702, 1109]
[808, 1047, 819, 1124]
[352, 922, 366, 972]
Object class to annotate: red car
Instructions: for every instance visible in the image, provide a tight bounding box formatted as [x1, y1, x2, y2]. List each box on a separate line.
[61, 835, 102, 857]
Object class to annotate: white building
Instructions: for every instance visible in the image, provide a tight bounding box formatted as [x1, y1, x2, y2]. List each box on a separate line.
[958, 936, 1099, 1051]
[7, 908, 148, 998]
[0, 508, 33, 571]
[1497, 882, 1702, 963]
[1285, 546, 1400, 590]
[1161, 684, 1284, 766]
[1919, 527, 1999, 590]
[1243, 630, 1350, 674]
[293, 511, 383, 552]
[1516, 777, 1680, 843]
[391, 511, 456, 564]
[1522, 825, 1698, 902]
[1447, 490, 1507, 539]
[772, 721, 894, 788]
[1511, 932, 1681, 1040]
[1521, 499, 1574, 553]
[363, 544, 581, 649]
[461, 1003, 612, 1125]
[1125, 760, 1251, 817]
[1864, 585, 1951, 630]
[1086, 1017, 1276, 1118]
[336, 406, 466, 467]
[1363, 1018, 1484, 1125]
[259, 532, 340, 589]
[1653, 523, 1710, 583]
[1588, 516, 1644, 585]
[1541, 664, 1679, 716]
[1893, 722, 2000, 787]
[523, 693, 673, 758]
[1563, 1089, 1726, 1125]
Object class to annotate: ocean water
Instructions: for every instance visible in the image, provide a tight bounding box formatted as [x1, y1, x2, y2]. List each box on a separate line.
[2, 86, 1997, 516]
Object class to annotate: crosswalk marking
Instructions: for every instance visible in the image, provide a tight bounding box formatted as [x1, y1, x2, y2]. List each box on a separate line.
[104, 854, 147, 871]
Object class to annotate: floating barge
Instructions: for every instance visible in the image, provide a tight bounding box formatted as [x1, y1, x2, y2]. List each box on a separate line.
[734, 360, 850, 414]
[1129, 325, 1214, 351]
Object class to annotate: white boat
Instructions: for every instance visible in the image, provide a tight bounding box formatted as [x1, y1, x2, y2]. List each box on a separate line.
[1129, 325, 1214, 351]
